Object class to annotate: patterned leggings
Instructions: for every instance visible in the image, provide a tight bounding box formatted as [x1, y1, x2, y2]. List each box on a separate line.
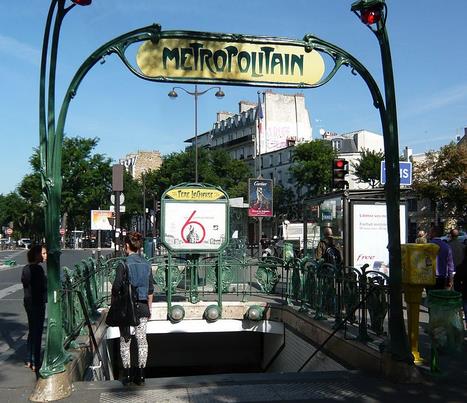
[120, 317, 149, 369]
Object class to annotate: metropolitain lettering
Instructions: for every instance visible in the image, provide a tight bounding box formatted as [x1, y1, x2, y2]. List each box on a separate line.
[162, 42, 304, 78]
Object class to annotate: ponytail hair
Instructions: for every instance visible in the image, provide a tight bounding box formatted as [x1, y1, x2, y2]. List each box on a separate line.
[124, 231, 143, 252]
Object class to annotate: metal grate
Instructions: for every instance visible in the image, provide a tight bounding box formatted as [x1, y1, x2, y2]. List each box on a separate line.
[99, 380, 372, 402]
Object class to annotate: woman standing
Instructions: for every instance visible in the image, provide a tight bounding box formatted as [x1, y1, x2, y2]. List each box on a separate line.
[112, 231, 154, 386]
[21, 244, 47, 372]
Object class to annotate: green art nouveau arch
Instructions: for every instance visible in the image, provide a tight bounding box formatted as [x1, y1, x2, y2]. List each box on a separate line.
[40, 1, 409, 389]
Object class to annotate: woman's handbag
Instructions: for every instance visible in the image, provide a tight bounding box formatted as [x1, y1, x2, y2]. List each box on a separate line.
[106, 263, 139, 327]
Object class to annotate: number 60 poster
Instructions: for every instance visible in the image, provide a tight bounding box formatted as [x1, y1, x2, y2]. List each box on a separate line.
[162, 202, 228, 252]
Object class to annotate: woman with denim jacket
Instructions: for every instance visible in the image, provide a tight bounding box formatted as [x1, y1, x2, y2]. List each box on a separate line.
[112, 231, 154, 386]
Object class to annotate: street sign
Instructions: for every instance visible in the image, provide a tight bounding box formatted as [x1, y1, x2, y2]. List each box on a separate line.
[6, 228, 13, 236]
[380, 161, 412, 186]
[59, 228, 66, 236]
[110, 193, 125, 205]
[109, 205, 126, 213]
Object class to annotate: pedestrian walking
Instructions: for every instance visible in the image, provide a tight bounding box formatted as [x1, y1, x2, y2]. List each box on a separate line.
[428, 226, 454, 289]
[21, 244, 47, 373]
[112, 231, 155, 386]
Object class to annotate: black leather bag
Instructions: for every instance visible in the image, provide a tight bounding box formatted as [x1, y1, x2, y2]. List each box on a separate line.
[106, 263, 139, 327]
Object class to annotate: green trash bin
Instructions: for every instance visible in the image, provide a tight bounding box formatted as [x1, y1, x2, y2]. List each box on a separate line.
[427, 289, 464, 372]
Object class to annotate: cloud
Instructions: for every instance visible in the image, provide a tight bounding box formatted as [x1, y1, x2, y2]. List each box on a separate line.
[0, 34, 40, 66]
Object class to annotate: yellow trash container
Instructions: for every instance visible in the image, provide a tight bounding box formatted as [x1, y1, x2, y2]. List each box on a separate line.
[401, 243, 439, 364]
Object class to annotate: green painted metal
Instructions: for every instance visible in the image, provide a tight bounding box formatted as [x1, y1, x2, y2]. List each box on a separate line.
[40, 0, 408, 375]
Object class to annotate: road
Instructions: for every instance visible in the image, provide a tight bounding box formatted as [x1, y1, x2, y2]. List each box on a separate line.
[0, 248, 97, 387]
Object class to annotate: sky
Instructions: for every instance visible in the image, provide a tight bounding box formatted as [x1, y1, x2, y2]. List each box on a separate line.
[1, 0, 466, 195]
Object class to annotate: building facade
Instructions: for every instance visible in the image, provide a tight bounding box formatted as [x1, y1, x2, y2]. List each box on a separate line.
[119, 150, 163, 179]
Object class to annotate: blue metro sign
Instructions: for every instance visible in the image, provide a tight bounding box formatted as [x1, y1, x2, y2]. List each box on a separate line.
[380, 161, 412, 186]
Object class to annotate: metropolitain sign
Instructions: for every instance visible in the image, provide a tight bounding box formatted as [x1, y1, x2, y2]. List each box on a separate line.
[136, 34, 325, 86]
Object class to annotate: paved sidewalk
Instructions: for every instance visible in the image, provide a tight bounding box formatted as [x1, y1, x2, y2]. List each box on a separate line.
[1, 304, 466, 402]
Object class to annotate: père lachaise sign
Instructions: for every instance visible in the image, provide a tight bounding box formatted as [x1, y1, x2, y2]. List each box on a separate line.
[136, 33, 325, 87]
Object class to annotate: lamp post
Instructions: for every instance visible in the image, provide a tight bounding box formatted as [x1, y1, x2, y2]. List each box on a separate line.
[168, 85, 224, 183]
[35, 0, 92, 399]
[351, 0, 413, 365]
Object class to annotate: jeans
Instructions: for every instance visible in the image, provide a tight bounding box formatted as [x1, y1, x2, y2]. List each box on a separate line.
[24, 301, 46, 368]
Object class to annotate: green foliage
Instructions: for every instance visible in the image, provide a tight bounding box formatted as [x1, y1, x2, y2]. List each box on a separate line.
[16, 136, 113, 236]
[412, 142, 467, 222]
[351, 148, 384, 188]
[290, 140, 337, 197]
[0, 192, 30, 240]
[147, 148, 251, 199]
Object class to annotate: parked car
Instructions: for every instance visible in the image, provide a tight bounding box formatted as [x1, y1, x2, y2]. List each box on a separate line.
[17, 238, 32, 248]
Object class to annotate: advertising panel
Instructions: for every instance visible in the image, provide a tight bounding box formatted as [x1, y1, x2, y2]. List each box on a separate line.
[248, 179, 273, 217]
[352, 203, 406, 274]
[163, 202, 227, 252]
[90, 210, 113, 230]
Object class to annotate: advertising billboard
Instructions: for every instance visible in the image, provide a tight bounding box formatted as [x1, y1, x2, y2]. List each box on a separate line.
[352, 203, 406, 275]
[163, 202, 227, 252]
[248, 178, 273, 217]
[90, 210, 113, 231]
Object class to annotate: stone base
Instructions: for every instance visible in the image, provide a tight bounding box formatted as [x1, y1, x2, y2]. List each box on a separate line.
[381, 352, 424, 384]
[29, 368, 72, 402]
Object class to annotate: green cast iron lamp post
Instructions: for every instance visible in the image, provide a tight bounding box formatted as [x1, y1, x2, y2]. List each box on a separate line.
[351, 0, 412, 364]
[38, 0, 92, 387]
[168, 85, 225, 183]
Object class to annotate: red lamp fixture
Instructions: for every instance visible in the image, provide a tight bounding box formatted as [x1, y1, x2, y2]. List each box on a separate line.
[71, 0, 92, 5]
[360, 8, 382, 25]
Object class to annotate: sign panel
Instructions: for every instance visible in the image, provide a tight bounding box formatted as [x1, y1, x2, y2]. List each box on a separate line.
[166, 188, 224, 201]
[352, 203, 406, 275]
[380, 161, 412, 186]
[91, 210, 114, 231]
[248, 179, 273, 217]
[163, 202, 227, 251]
[136, 35, 325, 87]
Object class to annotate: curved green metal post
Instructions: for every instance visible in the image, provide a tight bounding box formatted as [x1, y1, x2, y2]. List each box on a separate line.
[39, 0, 76, 377]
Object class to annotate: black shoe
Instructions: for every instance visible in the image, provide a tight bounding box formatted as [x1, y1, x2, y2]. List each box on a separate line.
[121, 368, 131, 386]
[133, 367, 145, 386]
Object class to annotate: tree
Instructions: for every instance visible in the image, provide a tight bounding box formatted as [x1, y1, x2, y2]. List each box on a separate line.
[290, 140, 337, 198]
[412, 141, 467, 224]
[0, 192, 30, 240]
[17, 136, 113, 236]
[351, 148, 384, 188]
[147, 148, 251, 199]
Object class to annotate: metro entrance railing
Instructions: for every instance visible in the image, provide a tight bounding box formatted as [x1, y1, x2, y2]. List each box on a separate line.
[59, 249, 389, 352]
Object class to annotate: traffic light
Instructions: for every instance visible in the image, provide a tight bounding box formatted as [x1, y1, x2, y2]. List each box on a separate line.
[156, 201, 161, 213]
[332, 158, 349, 189]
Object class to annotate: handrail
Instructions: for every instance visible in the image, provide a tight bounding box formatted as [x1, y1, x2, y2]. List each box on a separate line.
[297, 264, 371, 372]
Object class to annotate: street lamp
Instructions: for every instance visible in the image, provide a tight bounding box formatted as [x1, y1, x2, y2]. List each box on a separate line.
[351, 0, 413, 366]
[168, 85, 225, 183]
[35, 0, 92, 398]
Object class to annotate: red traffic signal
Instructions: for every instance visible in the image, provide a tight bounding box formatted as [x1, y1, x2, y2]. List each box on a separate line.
[332, 159, 349, 189]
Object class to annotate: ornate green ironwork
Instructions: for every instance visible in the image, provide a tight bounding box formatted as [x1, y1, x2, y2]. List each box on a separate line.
[153, 261, 182, 293]
[255, 257, 280, 294]
[40, 0, 409, 377]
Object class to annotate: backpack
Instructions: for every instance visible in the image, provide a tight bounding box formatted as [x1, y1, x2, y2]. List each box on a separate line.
[323, 245, 342, 266]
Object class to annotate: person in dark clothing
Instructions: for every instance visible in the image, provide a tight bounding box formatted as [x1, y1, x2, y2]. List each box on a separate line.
[21, 244, 47, 372]
[112, 231, 155, 386]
